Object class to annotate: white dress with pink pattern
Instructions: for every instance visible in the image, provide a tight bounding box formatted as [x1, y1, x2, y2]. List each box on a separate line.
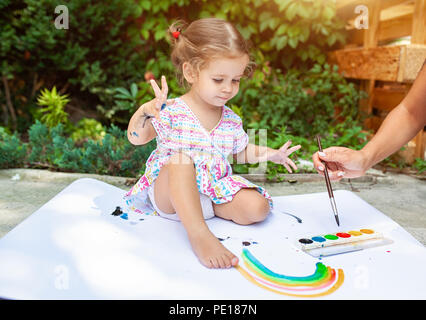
[123, 97, 273, 216]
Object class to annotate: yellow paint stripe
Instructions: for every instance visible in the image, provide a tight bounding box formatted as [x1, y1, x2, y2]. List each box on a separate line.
[235, 265, 344, 298]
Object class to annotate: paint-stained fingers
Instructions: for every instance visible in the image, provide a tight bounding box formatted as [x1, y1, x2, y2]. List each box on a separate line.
[148, 99, 174, 122]
[156, 95, 166, 110]
[158, 93, 169, 112]
[140, 100, 158, 122]
[149, 103, 161, 121]
[150, 96, 166, 121]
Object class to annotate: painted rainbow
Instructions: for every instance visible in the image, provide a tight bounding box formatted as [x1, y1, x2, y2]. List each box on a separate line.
[235, 248, 344, 298]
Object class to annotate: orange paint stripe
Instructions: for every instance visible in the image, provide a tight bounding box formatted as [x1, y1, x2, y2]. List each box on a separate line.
[235, 265, 345, 298]
[248, 267, 337, 292]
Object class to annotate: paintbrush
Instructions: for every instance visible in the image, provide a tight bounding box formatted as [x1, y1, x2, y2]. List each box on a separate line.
[316, 135, 340, 226]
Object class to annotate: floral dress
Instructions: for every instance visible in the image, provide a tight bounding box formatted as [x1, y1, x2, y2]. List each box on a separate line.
[123, 97, 273, 216]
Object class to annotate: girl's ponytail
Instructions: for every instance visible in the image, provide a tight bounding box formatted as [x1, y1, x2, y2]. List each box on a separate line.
[168, 20, 187, 46]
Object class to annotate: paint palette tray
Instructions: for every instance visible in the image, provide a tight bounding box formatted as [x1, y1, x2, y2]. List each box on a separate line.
[297, 228, 392, 258]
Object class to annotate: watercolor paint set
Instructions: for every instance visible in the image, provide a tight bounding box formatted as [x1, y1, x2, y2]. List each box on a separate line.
[297, 228, 392, 258]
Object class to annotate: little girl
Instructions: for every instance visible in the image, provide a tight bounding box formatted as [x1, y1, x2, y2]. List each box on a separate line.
[124, 18, 301, 269]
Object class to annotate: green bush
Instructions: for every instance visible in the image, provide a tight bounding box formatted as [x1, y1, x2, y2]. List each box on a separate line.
[1, 0, 147, 130]
[1, 0, 345, 132]
[229, 63, 369, 177]
[135, 0, 346, 67]
[1, 0, 383, 178]
[24, 121, 155, 177]
[235, 63, 365, 136]
[79, 125, 154, 176]
[70, 118, 106, 145]
[0, 127, 28, 168]
[413, 158, 426, 174]
[28, 121, 54, 165]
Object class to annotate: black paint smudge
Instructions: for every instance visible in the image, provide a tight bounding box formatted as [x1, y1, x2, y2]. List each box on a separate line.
[111, 206, 123, 216]
[277, 210, 302, 223]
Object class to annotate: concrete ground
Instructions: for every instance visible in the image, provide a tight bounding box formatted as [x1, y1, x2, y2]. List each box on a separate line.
[0, 168, 425, 246]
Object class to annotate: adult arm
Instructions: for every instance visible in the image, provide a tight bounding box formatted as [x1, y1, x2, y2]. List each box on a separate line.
[362, 63, 426, 168]
[312, 62, 426, 180]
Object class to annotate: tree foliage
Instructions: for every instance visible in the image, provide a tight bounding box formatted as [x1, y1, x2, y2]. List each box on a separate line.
[0, 0, 346, 131]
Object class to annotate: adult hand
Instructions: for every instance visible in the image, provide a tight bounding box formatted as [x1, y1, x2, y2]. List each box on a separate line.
[266, 140, 301, 173]
[312, 147, 370, 181]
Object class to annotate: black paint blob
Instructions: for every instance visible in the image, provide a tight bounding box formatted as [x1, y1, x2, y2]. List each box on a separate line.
[298, 238, 313, 244]
[111, 206, 123, 216]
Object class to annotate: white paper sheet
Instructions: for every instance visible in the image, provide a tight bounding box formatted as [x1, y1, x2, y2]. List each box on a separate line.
[0, 178, 425, 299]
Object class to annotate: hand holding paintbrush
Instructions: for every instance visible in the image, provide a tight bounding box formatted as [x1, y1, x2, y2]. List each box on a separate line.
[316, 135, 340, 226]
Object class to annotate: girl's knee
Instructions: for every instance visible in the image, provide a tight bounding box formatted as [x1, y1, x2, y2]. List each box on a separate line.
[232, 190, 270, 225]
[249, 198, 270, 223]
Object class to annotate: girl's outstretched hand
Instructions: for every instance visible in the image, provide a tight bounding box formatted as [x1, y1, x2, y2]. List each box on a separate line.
[266, 141, 301, 173]
[141, 75, 174, 121]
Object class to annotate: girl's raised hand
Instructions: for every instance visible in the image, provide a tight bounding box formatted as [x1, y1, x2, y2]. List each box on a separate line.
[141, 75, 174, 121]
[267, 141, 301, 173]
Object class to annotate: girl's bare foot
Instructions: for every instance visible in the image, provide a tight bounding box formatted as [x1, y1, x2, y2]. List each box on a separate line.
[187, 228, 239, 269]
